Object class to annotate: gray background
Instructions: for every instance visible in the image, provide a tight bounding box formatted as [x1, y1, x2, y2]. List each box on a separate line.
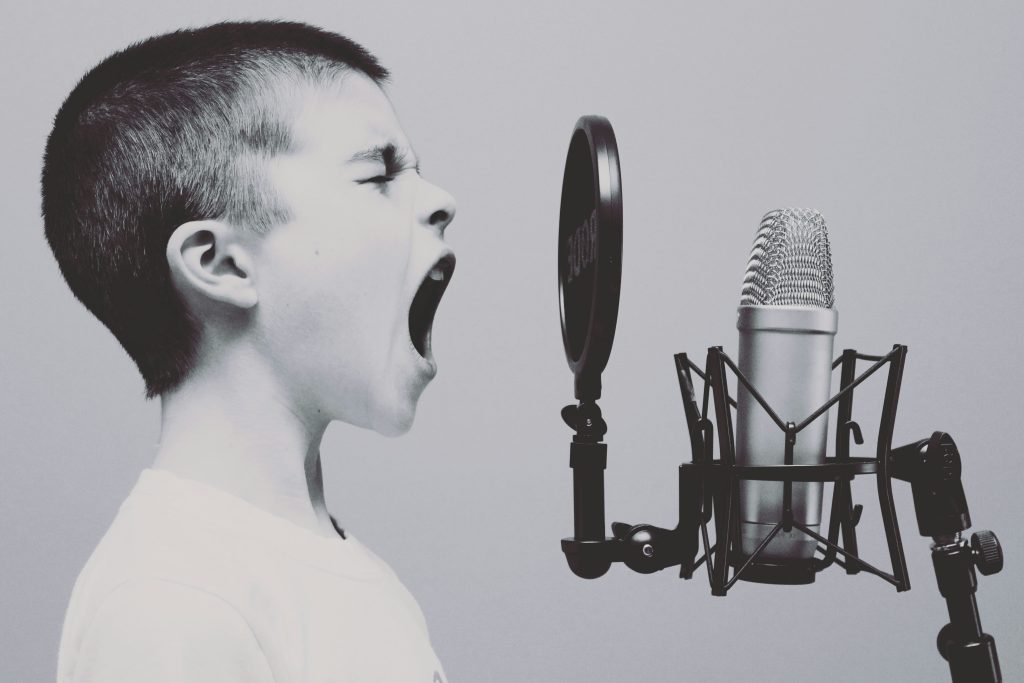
[2, 2, 1021, 681]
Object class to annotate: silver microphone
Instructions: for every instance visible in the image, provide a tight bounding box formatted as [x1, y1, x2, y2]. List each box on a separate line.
[735, 209, 837, 562]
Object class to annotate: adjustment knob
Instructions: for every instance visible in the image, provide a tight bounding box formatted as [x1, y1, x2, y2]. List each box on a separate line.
[561, 404, 579, 430]
[971, 530, 1003, 576]
[561, 402, 607, 439]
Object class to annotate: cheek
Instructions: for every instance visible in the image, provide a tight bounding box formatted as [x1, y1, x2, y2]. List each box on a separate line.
[255, 222, 411, 367]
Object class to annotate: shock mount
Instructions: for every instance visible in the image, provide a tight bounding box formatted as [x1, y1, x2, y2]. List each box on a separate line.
[560, 345, 1004, 682]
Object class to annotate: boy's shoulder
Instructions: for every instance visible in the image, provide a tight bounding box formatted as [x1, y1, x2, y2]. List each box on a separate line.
[61, 469, 290, 615]
[58, 577, 275, 683]
[60, 468, 403, 626]
[56, 470, 280, 681]
[57, 469, 443, 683]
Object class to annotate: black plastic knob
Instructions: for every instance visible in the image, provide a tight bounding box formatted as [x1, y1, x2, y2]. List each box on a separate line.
[561, 402, 607, 440]
[971, 531, 1003, 576]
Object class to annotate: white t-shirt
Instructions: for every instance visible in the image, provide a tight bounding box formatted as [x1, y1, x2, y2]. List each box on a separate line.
[57, 468, 447, 682]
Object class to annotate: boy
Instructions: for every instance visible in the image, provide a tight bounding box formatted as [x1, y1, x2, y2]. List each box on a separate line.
[44, 21, 456, 682]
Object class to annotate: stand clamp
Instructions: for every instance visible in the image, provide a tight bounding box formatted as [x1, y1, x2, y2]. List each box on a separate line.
[891, 432, 1004, 683]
[560, 401, 687, 578]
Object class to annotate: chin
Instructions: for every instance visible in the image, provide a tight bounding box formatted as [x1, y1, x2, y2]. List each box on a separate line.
[366, 388, 419, 437]
[330, 405, 413, 436]
[371, 407, 415, 437]
[369, 371, 433, 436]
[323, 373, 426, 437]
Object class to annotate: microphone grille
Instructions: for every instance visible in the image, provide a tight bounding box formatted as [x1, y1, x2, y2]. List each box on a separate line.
[740, 208, 835, 308]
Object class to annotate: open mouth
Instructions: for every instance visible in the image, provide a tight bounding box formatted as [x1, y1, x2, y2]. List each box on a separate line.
[409, 253, 456, 359]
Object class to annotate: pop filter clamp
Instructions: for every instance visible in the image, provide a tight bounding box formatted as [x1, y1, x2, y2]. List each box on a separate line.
[557, 115, 1004, 682]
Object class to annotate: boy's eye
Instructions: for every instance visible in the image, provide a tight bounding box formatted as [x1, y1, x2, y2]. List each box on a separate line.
[358, 164, 417, 189]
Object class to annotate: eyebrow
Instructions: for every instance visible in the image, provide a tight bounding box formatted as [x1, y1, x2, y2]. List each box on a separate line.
[347, 143, 420, 174]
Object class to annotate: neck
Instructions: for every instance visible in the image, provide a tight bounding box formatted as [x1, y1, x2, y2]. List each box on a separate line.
[153, 348, 338, 538]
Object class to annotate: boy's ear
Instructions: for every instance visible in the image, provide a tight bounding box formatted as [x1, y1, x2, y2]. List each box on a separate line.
[166, 220, 259, 310]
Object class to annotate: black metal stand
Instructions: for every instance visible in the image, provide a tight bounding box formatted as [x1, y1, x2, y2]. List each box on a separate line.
[890, 432, 1004, 683]
[931, 536, 1002, 682]
[560, 401, 613, 579]
[560, 345, 1004, 683]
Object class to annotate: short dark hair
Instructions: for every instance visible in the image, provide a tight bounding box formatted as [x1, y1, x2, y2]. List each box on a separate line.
[41, 21, 389, 398]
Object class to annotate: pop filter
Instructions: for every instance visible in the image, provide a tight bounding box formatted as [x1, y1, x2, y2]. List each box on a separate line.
[558, 115, 623, 402]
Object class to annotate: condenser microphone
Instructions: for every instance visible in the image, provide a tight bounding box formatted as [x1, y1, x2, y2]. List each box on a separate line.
[735, 209, 837, 563]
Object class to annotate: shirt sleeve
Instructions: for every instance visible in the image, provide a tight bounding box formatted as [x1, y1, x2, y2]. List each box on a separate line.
[71, 579, 275, 683]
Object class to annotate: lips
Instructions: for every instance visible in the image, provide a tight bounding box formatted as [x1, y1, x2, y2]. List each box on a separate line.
[408, 253, 456, 359]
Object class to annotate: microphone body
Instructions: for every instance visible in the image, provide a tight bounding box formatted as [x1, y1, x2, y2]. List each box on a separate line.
[736, 305, 837, 560]
[734, 208, 837, 562]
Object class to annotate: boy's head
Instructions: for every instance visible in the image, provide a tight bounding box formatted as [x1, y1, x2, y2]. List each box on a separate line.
[42, 21, 456, 435]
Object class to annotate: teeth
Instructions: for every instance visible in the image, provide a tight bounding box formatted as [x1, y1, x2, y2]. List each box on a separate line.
[429, 266, 445, 282]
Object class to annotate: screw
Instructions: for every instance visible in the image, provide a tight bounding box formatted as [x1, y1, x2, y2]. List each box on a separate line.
[642, 544, 654, 557]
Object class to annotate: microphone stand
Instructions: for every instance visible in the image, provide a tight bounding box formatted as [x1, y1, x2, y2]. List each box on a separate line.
[890, 433, 1003, 683]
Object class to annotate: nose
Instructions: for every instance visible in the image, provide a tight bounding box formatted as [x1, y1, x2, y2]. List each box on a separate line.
[417, 179, 456, 236]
